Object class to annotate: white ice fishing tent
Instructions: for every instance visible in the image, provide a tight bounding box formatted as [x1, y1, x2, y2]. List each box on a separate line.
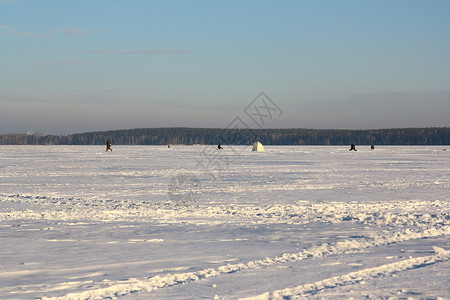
[252, 141, 265, 152]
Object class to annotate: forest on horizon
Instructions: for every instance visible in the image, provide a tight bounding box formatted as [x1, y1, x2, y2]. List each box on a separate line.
[1, 127, 449, 146]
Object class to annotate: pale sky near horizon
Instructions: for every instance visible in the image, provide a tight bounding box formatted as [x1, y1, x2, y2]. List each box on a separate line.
[1, 0, 449, 135]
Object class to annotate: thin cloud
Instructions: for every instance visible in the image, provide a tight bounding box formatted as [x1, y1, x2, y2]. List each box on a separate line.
[32, 60, 90, 67]
[41, 33, 56, 39]
[90, 49, 190, 55]
[289, 91, 450, 129]
[9, 30, 38, 37]
[4, 26, 90, 38]
[0, 94, 53, 104]
[80, 88, 122, 95]
[57, 28, 88, 36]
[32, 63, 50, 67]
[54, 59, 90, 65]
[1, 25, 43, 37]
[1, 24, 25, 30]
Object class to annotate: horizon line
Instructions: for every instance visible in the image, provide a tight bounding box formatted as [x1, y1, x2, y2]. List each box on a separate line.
[2, 126, 449, 136]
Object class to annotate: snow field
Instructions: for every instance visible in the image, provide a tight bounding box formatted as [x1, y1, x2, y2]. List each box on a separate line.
[0, 145, 449, 299]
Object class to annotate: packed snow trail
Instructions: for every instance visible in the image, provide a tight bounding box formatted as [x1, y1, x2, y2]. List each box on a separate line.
[41, 226, 450, 300]
[242, 247, 450, 300]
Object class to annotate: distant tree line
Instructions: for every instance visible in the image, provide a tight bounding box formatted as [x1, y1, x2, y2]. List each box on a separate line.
[0, 127, 448, 145]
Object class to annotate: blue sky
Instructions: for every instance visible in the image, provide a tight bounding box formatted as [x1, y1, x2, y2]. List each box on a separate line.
[1, 0, 449, 134]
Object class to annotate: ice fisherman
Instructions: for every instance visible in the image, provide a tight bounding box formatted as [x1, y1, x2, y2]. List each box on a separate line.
[371, 144, 375, 150]
[106, 139, 112, 152]
[218, 144, 223, 150]
[349, 143, 357, 151]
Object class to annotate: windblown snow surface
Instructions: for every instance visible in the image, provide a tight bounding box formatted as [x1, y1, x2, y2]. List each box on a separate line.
[0, 145, 449, 300]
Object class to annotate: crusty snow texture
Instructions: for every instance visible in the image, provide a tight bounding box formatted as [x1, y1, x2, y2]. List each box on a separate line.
[0, 145, 448, 299]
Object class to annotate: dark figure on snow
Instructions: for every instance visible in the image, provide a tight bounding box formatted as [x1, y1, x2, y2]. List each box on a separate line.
[349, 144, 357, 151]
[371, 144, 375, 150]
[218, 144, 223, 150]
[106, 139, 112, 152]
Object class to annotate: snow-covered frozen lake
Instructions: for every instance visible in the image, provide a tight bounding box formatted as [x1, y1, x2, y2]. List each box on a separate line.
[0, 145, 449, 299]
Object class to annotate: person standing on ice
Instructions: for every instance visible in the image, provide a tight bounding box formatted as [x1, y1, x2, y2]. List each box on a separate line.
[106, 139, 112, 152]
[349, 143, 357, 151]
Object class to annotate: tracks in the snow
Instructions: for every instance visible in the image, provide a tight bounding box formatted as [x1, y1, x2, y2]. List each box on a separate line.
[243, 247, 450, 299]
[42, 226, 450, 300]
[3, 193, 449, 299]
